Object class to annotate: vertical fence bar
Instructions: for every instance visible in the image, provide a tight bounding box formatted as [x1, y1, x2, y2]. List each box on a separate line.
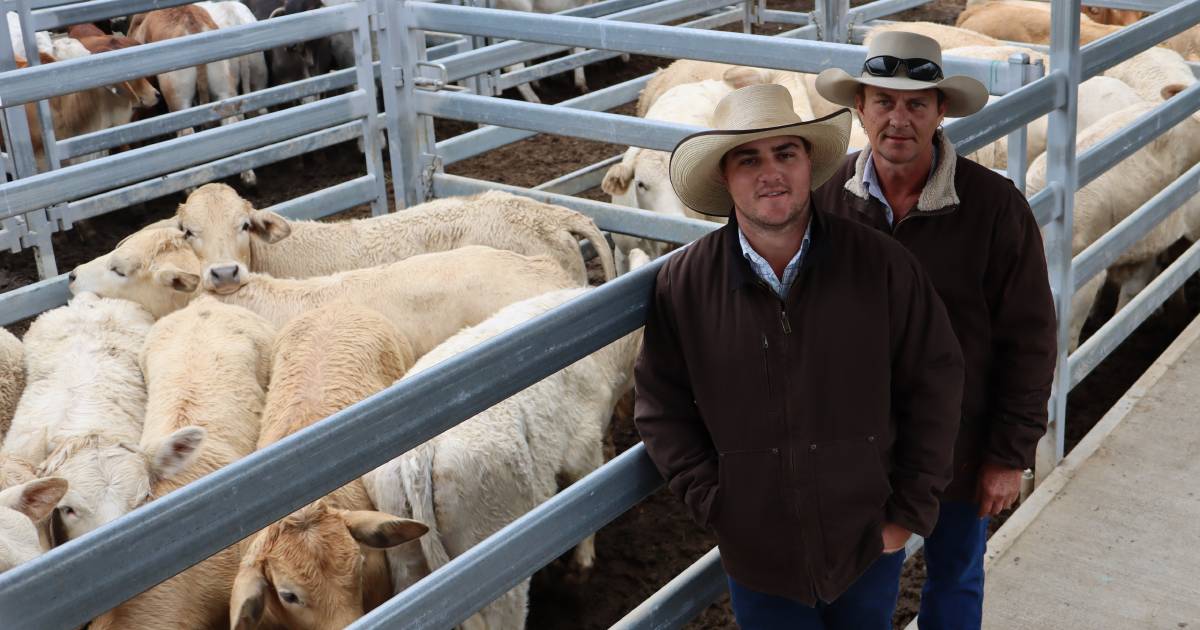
[814, 0, 850, 42]
[357, 0, 390, 215]
[1005, 52, 1036, 193]
[380, 0, 428, 207]
[1037, 0, 1083, 483]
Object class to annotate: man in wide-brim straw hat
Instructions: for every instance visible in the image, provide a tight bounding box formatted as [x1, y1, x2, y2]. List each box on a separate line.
[813, 31, 1057, 629]
[634, 82, 965, 629]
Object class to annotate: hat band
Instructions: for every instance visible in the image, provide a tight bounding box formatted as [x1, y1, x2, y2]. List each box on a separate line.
[862, 55, 944, 82]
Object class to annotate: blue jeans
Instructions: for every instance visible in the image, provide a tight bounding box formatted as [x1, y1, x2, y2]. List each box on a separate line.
[919, 500, 990, 630]
[727, 549, 906, 629]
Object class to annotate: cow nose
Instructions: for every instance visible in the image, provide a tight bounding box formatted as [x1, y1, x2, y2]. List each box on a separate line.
[68, 271, 76, 282]
[209, 264, 240, 286]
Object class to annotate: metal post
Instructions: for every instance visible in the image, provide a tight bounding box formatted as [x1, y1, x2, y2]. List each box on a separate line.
[1037, 0, 1082, 484]
[380, 0, 428, 207]
[358, 0, 390, 215]
[742, 0, 754, 33]
[1004, 52, 1038, 193]
[813, 0, 850, 42]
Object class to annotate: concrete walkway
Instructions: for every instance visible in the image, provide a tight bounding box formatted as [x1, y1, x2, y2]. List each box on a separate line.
[980, 316, 1200, 629]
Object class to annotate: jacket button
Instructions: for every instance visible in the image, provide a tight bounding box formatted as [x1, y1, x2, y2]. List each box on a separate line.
[809, 443, 817, 451]
[867, 435, 875, 443]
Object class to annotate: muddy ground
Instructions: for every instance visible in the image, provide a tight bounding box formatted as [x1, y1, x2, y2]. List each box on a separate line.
[0, 1, 1194, 628]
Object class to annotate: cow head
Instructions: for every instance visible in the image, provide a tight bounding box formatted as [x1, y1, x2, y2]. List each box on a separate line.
[603, 147, 699, 222]
[116, 77, 160, 109]
[1082, 5, 1144, 25]
[69, 227, 204, 319]
[0, 477, 67, 573]
[231, 501, 427, 630]
[37, 428, 204, 542]
[175, 183, 291, 270]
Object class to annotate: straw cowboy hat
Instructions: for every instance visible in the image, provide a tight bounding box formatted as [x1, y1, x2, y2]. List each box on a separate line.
[815, 31, 989, 118]
[668, 84, 853, 217]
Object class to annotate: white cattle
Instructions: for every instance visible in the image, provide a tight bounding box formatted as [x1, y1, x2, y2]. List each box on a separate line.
[364, 274, 645, 630]
[196, 245, 578, 359]
[1104, 46, 1196, 103]
[172, 184, 616, 284]
[0, 328, 23, 443]
[602, 79, 734, 272]
[90, 298, 275, 630]
[231, 303, 426, 630]
[866, 21, 1003, 49]
[68, 228, 208, 319]
[195, 1, 270, 115]
[6, 12, 51, 58]
[0, 477, 66, 573]
[0, 294, 152, 523]
[1027, 103, 1200, 348]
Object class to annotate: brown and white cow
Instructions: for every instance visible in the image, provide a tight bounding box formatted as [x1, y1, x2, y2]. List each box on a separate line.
[129, 5, 256, 185]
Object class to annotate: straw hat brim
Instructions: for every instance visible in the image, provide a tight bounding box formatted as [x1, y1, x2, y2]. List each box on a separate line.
[815, 68, 989, 118]
[668, 109, 853, 218]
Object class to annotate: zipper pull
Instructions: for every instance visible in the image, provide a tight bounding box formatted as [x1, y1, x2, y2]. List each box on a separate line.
[762, 333, 769, 349]
[779, 309, 792, 334]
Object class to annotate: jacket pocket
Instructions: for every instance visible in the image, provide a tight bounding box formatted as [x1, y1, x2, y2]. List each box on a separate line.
[811, 437, 892, 566]
[712, 448, 783, 558]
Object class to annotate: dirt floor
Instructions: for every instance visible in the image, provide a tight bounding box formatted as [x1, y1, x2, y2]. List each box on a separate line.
[1, 0, 1196, 628]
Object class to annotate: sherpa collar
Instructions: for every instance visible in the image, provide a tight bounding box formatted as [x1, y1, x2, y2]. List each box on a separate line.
[844, 129, 959, 213]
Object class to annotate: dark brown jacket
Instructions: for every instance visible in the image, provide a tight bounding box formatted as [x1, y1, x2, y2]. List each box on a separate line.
[634, 208, 964, 605]
[812, 131, 1057, 500]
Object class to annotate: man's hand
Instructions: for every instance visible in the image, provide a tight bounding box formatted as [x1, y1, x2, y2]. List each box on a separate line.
[881, 522, 911, 554]
[976, 462, 1023, 518]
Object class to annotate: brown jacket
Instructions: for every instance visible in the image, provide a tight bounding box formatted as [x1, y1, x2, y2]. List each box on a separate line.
[812, 131, 1057, 500]
[634, 208, 964, 604]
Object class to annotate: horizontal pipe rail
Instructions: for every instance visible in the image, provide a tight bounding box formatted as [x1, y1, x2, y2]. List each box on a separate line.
[434, 0, 736, 82]
[1069, 234, 1200, 388]
[847, 0, 933, 23]
[1076, 81, 1200, 190]
[0, 273, 68, 327]
[534, 155, 623, 196]
[0, 5, 358, 105]
[55, 120, 365, 226]
[29, 0, 205, 29]
[0, 92, 367, 220]
[439, 74, 650, 165]
[759, 9, 809, 25]
[1080, 0, 1200, 80]
[416, 90, 699, 152]
[59, 66, 363, 159]
[0, 257, 663, 629]
[942, 72, 1060, 155]
[610, 547, 726, 630]
[350, 442, 666, 630]
[1072, 160, 1200, 292]
[1031, 185, 1057, 227]
[267, 175, 379, 221]
[411, 3, 1019, 93]
[433, 173, 718, 244]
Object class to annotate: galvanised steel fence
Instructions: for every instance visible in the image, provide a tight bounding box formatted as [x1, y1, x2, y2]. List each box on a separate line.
[1, 0, 1199, 628]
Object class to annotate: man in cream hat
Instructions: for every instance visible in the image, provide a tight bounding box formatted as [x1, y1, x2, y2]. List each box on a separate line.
[813, 31, 1057, 629]
[635, 83, 965, 628]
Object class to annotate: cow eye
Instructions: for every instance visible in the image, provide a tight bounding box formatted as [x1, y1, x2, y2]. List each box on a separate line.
[110, 266, 126, 278]
[240, 221, 251, 232]
[59, 506, 76, 518]
[279, 590, 302, 606]
[636, 181, 648, 191]
[182, 228, 195, 239]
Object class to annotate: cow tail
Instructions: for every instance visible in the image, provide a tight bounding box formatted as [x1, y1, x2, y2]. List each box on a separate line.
[565, 212, 617, 282]
[399, 444, 453, 572]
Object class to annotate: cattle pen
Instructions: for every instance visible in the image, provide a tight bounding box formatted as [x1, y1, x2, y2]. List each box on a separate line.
[1, 0, 1200, 627]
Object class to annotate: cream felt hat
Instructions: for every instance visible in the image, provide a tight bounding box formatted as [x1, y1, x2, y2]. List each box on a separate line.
[815, 31, 989, 118]
[668, 84, 853, 218]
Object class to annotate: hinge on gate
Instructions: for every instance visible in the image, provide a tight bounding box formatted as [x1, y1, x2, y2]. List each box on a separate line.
[392, 66, 405, 87]
[0, 216, 29, 255]
[17, 210, 52, 250]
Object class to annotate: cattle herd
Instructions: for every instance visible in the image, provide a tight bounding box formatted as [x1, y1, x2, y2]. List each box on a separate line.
[1, 0, 1199, 628]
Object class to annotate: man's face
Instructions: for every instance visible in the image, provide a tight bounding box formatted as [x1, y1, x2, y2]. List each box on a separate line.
[719, 135, 812, 231]
[855, 86, 946, 166]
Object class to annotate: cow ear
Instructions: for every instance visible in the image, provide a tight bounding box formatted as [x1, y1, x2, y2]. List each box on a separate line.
[151, 427, 206, 480]
[248, 210, 291, 244]
[722, 66, 772, 89]
[602, 162, 635, 196]
[344, 511, 429, 549]
[1161, 83, 1187, 100]
[230, 564, 269, 630]
[0, 477, 68, 522]
[154, 265, 200, 293]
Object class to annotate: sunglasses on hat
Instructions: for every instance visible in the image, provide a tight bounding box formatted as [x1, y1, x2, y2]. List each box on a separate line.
[862, 55, 944, 82]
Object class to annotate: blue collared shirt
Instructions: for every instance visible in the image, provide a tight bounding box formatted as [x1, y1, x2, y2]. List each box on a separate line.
[862, 146, 939, 227]
[737, 222, 811, 299]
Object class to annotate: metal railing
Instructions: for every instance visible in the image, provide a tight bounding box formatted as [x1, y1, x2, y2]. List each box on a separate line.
[2, 0, 1200, 628]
